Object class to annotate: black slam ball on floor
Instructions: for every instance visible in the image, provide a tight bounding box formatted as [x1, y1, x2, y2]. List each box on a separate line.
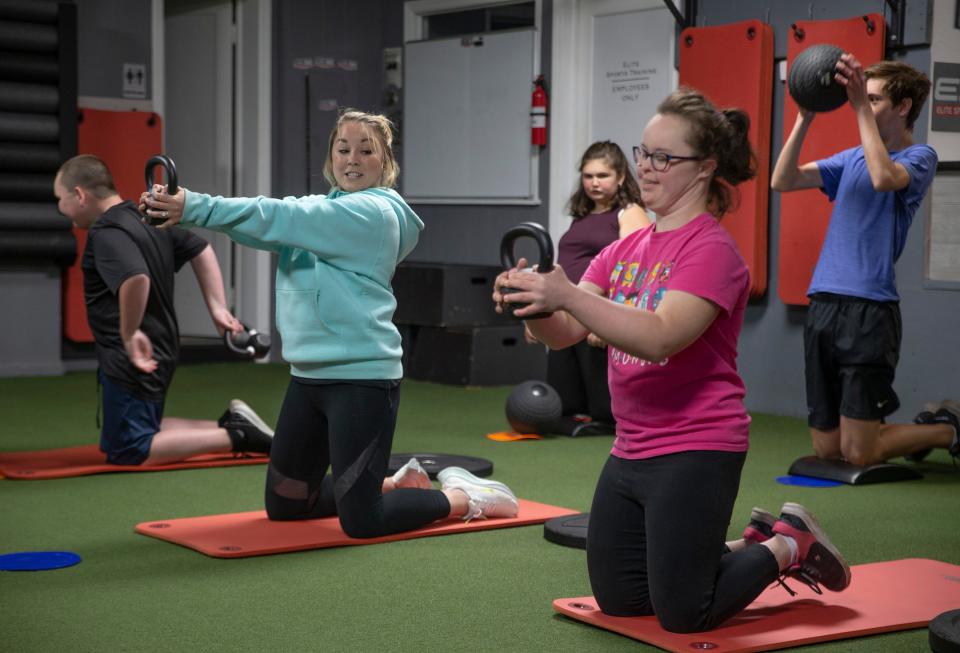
[788, 43, 847, 113]
[506, 380, 562, 434]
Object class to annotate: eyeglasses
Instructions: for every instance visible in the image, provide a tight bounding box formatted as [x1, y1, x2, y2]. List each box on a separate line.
[632, 145, 702, 172]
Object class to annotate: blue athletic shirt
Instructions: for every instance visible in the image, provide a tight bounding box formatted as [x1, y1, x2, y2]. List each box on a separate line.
[808, 144, 937, 301]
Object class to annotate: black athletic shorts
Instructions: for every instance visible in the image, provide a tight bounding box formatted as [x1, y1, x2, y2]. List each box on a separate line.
[804, 292, 901, 430]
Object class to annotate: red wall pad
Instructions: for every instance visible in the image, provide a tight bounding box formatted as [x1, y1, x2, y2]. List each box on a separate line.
[777, 15, 885, 305]
[679, 20, 774, 298]
[64, 109, 163, 342]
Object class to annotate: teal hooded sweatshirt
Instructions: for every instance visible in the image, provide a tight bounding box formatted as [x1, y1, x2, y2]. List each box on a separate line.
[181, 187, 424, 380]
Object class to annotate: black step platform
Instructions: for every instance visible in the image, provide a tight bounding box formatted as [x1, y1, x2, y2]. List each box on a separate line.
[930, 609, 960, 653]
[388, 453, 493, 480]
[552, 417, 615, 438]
[787, 455, 923, 485]
[543, 512, 590, 549]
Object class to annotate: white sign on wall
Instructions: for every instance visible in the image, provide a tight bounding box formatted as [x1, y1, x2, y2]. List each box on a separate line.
[590, 8, 674, 165]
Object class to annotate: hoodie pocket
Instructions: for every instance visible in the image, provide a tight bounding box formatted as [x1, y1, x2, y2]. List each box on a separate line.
[275, 288, 344, 362]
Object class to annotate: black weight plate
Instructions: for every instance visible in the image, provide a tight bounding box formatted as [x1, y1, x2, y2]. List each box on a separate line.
[388, 453, 493, 479]
[543, 512, 590, 549]
[930, 609, 960, 653]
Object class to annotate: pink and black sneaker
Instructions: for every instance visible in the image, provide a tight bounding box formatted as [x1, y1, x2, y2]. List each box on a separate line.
[772, 502, 851, 594]
[742, 507, 776, 544]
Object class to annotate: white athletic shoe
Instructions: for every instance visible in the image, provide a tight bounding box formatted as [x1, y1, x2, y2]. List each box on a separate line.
[228, 399, 275, 437]
[391, 457, 432, 490]
[437, 466, 519, 521]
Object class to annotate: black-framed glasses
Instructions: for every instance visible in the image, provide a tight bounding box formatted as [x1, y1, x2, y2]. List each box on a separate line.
[632, 145, 702, 172]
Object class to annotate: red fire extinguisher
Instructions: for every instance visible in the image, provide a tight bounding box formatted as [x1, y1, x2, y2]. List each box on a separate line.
[531, 74, 548, 146]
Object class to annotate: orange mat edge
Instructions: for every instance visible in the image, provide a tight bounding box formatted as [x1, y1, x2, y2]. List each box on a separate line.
[135, 499, 579, 558]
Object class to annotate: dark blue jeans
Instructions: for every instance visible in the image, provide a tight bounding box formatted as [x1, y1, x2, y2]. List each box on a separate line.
[586, 451, 779, 633]
[264, 377, 450, 538]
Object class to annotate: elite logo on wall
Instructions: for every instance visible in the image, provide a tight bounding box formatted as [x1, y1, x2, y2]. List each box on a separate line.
[931, 62, 960, 132]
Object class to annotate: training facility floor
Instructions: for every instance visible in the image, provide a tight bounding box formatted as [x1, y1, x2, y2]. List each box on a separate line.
[1, 362, 957, 652]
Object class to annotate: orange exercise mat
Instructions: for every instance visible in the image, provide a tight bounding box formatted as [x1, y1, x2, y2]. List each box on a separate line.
[0, 445, 267, 480]
[136, 499, 578, 558]
[554, 558, 960, 652]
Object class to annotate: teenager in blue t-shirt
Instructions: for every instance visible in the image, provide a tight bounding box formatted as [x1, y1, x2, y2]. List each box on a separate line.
[772, 56, 958, 466]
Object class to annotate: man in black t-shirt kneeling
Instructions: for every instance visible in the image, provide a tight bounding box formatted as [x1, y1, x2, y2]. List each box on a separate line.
[54, 154, 272, 465]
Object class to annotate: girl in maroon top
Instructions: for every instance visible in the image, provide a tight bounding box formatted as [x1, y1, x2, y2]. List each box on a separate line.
[538, 141, 647, 434]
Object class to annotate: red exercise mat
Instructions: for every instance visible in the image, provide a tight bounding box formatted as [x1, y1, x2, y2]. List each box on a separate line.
[554, 557, 960, 652]
[135, 499, 579, 558]
[0, 444, 267, 480]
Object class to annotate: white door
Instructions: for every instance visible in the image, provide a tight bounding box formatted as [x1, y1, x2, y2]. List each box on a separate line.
[549, 0, 677, 241]
[165, 0, 235, 338]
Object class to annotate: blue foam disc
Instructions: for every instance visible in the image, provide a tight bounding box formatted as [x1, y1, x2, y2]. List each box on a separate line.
[776, 474, 843, 488]
[0, 551, 81, 571]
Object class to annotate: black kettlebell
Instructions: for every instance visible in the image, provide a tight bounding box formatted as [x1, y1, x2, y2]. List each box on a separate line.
[225, 324, 271, 360]
[499, 221, 555, 320]
[788, 43, 848, 113]
[143, 154, 179, 225]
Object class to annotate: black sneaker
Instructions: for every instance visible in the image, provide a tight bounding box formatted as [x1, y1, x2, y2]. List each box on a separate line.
[771, 502, 851, 594]
[905, 402, 939, 462]
[219, 399, 274, 455]
[931, 401, 960, 458]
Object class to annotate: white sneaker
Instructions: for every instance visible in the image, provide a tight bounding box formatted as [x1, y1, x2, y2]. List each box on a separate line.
[391, 457, 432, 490]
[229, 399, 275, 437]
[437, 466, 518, 521]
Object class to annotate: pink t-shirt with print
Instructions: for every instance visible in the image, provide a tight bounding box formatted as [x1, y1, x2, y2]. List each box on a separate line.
[581, 213, 751, 460]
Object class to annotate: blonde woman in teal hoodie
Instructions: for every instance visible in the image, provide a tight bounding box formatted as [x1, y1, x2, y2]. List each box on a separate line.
[143, 109, 518, 536]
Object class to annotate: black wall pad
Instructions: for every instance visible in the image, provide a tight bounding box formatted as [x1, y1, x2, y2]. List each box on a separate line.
[0, 229, 76, 266]
[393, 262, 513, 327]
[0, 20, 57, 52]
[56, 1, 76, 162]
[929, 609, 960, 653]
[0, 81, 59, 113]
[0, 172, 55, 200]
[0, 202, 69, 228]
[409, 324, 547, 386]
[0, 52, 59, 83]
[387, 453, 493, 479]
[0, 111, 58, 141]
[0, 142, 60, 171]
[787, 455, 923, 485]
[0, 0, 59, 23]
[544, 512, 589, 549]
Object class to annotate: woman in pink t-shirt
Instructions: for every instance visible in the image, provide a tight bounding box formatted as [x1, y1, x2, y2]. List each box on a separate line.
[494, 89, 851, 632]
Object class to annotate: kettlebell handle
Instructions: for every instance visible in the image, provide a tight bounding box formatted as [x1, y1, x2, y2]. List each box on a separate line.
[225, 324, 271, 359]
[144, 155, 179, 226]
[500, 222, 554, 273]
[145, 154, 178, 196]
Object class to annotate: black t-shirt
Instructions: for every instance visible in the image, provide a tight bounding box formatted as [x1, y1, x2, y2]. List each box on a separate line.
[83, 201, 208, 400]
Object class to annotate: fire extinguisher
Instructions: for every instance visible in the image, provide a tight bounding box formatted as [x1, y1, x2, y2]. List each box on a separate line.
[531, 74, 548, 146]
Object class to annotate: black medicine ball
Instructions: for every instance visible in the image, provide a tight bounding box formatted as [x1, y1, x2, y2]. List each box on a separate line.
[505, 380, 562, 434]
[788, 43, 848, 113]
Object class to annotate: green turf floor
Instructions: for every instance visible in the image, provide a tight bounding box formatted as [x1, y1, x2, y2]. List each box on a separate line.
[1, 362, 957, 652]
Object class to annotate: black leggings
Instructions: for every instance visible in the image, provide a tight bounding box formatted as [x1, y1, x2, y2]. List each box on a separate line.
[586, 451, 779, 633]
[264, 378, 451, 538]
[546, 340, 612, 422]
